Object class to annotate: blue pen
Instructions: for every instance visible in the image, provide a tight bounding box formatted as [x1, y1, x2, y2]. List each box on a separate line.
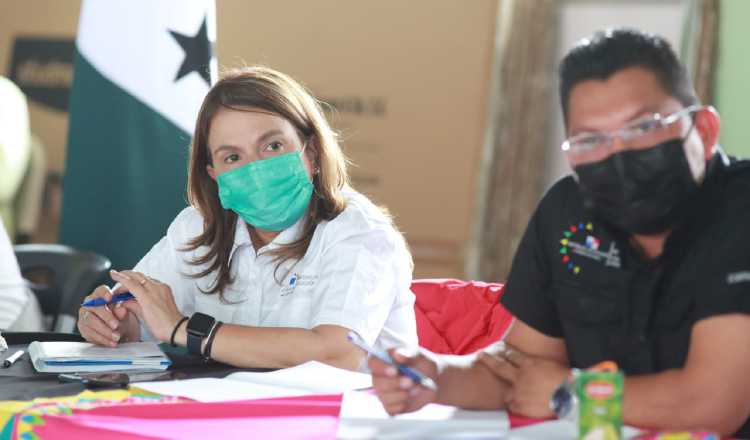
[347, 331, 437, 391]
[81, 292, 135, 308]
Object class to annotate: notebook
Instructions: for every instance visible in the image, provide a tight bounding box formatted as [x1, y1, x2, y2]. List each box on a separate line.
[28, 341, 171, 373]
[337, 390, 509, 439]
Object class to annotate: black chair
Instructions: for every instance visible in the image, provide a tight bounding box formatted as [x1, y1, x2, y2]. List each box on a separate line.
[13, 244, 111, 333]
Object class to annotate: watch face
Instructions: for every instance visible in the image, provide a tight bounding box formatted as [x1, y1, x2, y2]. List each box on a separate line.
[551, 385, 574, 418]
[187, 313, 215, 336]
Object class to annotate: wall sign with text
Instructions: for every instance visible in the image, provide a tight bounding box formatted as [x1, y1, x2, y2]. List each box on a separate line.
[8, 36, 75, 112]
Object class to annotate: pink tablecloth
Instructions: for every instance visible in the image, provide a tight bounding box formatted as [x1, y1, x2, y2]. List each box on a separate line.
[32, 394, 343, 440]
[28, 394, 543, 439]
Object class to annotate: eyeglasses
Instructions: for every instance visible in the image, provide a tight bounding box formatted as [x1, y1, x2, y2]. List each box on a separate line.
[561, 105, 703, 164]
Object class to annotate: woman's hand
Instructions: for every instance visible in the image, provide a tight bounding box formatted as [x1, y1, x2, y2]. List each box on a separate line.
[109, 269, 184, 343]
[77, 285, 139, 347]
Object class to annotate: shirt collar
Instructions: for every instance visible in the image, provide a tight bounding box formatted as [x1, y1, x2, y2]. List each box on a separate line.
[231, 213, 309, 254]
[267, 214, 308, 249]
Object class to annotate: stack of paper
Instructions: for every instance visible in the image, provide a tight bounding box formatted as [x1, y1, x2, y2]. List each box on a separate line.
[135, 361, 372, 402]
[225, 361, 372, 393]
[29, 341, 171, 373]
[337, 390, 509, 439]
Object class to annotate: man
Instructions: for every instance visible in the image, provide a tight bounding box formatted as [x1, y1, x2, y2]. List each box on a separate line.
[370, 28, 750, 436]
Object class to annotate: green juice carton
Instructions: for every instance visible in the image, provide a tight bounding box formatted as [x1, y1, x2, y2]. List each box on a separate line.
[576, 369, 623, 440]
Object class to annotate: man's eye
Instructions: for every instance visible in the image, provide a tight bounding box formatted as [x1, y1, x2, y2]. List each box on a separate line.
[224, 153, 239, 164]
[627, 118, 661, 137]
[576, 136, 605, 151]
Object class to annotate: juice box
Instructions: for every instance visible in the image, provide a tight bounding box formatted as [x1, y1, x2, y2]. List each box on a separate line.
[577, 369, 624, 440]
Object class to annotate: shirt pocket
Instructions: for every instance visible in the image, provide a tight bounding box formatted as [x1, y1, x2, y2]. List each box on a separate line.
[555, 281, 622, 327]
[259, 283, 315, 329]
[555, 281, 624, 369]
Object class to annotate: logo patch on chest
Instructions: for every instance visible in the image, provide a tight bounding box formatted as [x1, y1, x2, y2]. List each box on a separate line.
[559, 222, 621, 274]
[280, 272, 318, 296]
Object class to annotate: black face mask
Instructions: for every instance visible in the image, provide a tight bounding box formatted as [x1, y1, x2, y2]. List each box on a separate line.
[573, 139, 699, 235]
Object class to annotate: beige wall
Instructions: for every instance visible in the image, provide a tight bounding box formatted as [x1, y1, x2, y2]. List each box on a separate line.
[0, 0, 497, 278]
[0, 0, 81, 173]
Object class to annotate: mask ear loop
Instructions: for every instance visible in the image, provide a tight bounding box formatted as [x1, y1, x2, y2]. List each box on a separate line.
[296, 137, 321, 250]
[681, 110, 699, 143]
[681, 110, 712, 184]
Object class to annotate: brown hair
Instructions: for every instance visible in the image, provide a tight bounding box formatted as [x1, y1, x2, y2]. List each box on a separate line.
[185, 66, 349, 296]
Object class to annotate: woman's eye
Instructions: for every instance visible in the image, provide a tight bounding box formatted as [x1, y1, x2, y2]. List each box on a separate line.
[265, 141, 284, 152]
[224, 153, 240, 164]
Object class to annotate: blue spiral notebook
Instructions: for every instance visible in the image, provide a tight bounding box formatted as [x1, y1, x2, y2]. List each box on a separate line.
[28, 341, 171, 373]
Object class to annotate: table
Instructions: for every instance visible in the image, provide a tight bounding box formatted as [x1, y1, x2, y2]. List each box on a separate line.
[0, 333, 572, 439]
[0, 332, 271, 400]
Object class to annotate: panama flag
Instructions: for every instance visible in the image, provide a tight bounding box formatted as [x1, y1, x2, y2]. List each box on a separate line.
[61, 0, 216, 270]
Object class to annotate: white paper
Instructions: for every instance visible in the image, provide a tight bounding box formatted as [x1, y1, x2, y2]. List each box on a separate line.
[134, 377, 314, 402]
[136, 361, 373, 403]
[508, 420, 641, 440]
[225, 361, 372, 393]
[337, 390, 509, 439]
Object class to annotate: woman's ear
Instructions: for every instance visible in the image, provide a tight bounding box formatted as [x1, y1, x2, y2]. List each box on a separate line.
[695, 106, 720, 160]
[206, 164, 216, 181]
[304, 137, 320, 170]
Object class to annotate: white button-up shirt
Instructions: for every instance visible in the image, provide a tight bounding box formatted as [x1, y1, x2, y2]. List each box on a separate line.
[134, 189, 417, 354]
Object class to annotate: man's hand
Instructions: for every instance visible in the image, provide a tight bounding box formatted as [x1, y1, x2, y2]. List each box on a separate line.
[369, 348, 439, 415]
[478, 345, 569, 418]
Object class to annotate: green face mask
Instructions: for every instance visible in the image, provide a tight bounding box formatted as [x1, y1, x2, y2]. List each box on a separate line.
[216, 151, 314, 232]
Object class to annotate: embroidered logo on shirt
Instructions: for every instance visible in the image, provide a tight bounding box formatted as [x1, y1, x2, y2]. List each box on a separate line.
[559, 222, 621, 274]
[280, 272, 318, 296]
[727, 271, 750, 285]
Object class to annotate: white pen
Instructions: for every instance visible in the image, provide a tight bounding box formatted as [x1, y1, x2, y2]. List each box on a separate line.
[3, 349, 24, 368]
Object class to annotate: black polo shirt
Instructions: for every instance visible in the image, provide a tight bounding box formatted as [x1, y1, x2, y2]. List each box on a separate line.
[501, 152, 750, 434]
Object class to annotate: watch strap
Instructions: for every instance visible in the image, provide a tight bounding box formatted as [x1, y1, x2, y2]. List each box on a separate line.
[186, 313, 215, 356]
[203, 321, 223, 360]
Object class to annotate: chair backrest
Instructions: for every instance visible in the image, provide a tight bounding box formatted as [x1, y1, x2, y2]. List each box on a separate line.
[411, 278, 514, 355]
[13, 244, 111, 332]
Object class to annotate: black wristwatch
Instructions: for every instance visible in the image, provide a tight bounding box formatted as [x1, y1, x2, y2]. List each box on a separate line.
[186, 313, 216, 356]
[550, 380, 575, 419]
[550, 368, 580, 420]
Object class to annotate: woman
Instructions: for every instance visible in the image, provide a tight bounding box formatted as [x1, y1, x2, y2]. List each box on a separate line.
[77, 67, 417, 371]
